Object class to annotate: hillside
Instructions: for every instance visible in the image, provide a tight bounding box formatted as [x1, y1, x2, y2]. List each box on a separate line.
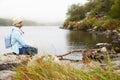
[0, 18, 39, 26]
[63, 0, 120, 31]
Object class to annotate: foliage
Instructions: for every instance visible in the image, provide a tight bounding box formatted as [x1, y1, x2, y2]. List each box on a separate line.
[66, 4, 86, 21]
[12, 57, 120, 80]
[103, 19, 120, 30]
[109, 0, 120, 19]
[0, 18, 38, 26]
[64, 0, 120, 30]
[90, 0, 113, 16]
[0, 18, 12, 26]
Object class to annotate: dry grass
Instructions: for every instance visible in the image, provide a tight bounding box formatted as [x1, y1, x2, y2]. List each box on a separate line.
[12, 56, 120, 80]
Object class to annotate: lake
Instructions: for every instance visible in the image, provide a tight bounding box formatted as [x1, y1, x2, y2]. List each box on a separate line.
[0, 26, 112, 59]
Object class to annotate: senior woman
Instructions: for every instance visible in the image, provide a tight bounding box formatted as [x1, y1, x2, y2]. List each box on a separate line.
[11, 17, 38, 55]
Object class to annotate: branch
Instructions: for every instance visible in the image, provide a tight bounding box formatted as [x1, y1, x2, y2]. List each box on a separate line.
[56, 49, 99, 57]
[56, 49, 85, 57]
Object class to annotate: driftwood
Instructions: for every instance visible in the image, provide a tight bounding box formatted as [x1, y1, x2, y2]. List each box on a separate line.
[56, 48, 120, 63]
[59, 58, 81, 62]
[56, 49, 100, 62]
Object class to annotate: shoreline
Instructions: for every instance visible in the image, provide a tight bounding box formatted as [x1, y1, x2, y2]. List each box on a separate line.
[0, 47, 120, 79]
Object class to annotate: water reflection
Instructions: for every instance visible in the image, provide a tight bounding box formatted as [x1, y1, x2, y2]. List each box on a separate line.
[66, 31, 112, 49]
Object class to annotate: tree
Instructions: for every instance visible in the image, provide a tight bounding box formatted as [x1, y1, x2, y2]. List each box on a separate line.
[66, 4, 86, 21]
[109, 0, 120, 19]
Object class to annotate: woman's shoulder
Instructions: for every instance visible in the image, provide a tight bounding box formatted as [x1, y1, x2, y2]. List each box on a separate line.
[12, 27, 23, 35]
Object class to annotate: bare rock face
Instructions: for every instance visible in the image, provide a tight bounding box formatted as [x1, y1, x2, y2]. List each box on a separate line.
[0, 70, 15, 80]
[0, 54, 31, 80]
[0, 54, 60, 80]
[0, 54, 30, 70]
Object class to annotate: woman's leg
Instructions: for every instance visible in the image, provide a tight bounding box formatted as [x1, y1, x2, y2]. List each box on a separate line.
[19, 47, 38, 55]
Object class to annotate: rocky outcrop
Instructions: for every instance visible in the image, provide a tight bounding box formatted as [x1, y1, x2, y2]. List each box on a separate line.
[0, 54, 30, 70]
[82, 46, 120, 63]
[0, 54, 61, 80]
[0, 54, 31, 80]
[0, 70, 15, 80]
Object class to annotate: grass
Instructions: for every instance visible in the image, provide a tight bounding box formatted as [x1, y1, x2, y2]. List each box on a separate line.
[12, 56, 120, 80]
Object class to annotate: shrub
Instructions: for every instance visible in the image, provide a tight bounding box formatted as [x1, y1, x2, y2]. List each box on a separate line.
[104, 19, 120, 30]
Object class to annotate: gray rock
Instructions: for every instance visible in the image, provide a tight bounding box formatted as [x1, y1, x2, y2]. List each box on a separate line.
[0, 70, 15, 80]
[100, 47, 107, 53]
[104, 30, 112, 35]
[0, 54, 30, 70]
[96, 43, 111, 48]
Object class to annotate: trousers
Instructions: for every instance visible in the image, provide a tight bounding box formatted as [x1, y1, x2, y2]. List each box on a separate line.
[19, 47, 38, 55]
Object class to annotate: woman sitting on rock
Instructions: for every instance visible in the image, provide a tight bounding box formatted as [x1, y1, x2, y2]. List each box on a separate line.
[10, 17, 38, 55]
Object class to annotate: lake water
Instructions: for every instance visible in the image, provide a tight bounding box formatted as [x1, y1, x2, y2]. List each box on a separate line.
[0, 26, 112, 59]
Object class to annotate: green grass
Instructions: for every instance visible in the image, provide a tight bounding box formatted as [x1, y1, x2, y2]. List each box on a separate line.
[12, 57, 120, 80]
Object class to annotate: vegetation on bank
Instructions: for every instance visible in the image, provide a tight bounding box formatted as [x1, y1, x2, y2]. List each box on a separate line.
[63, 0, 120, 31]
[12, 56, 120, 80]
[0, 18, 39, 26]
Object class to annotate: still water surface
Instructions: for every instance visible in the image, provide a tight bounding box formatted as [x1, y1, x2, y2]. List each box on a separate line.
[0, 26, 112, 59]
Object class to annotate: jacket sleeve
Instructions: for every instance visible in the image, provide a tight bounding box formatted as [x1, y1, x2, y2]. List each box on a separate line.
[13, 31, 31, 47]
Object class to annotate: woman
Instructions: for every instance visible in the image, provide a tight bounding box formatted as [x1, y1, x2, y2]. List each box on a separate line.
[11, 17, 38, 55]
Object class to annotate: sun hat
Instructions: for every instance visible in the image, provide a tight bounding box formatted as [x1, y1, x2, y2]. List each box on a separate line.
[12, 17, 23, 25]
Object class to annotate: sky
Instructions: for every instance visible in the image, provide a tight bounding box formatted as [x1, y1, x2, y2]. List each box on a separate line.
[0, 0, 88, 23]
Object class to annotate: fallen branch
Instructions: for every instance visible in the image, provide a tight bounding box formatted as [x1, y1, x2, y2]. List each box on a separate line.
[56, 49, 99, 57]
[56, 49, 100, 62]
[59, 58, 81, 62]
[56, 49, 85, 57]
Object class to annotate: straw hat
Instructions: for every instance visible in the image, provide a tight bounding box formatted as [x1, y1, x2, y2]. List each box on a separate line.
[12, 17, 23, 25]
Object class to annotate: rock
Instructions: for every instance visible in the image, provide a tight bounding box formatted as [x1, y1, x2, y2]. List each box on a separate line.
[0, 54, 60, 80]
[105, 30, 112, 35]
[87, 29, 93, 31]
[0, 63, 19, 70]
[32, 54, 60, 63]
[112, 30, 118, 33]
[112, 61, 120, 66]
[85, 12, 91, 17]
[0, 54, 30, 70]
[0, 70, 15, 80]
[96, 43, 110, 46]
[93, 26, 98, 30]
[112, 61, 120, 71]
[96, 43, 111, 49]
[117, 33, 120, 39]
[100, 47, 107, 53]
[0, 54, 61, 71]
[118, 29, 120, 32]
[112, 33, 120, 53]
[114, 70, 120, 73]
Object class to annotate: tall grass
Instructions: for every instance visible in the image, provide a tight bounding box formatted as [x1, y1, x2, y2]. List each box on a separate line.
[12, 57, 120, 80]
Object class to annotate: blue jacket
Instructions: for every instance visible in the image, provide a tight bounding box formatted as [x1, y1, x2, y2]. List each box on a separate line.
[11, 27, 31, 54]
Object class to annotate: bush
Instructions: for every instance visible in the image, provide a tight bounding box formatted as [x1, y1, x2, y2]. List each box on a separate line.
[104, 19, 120, 30]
